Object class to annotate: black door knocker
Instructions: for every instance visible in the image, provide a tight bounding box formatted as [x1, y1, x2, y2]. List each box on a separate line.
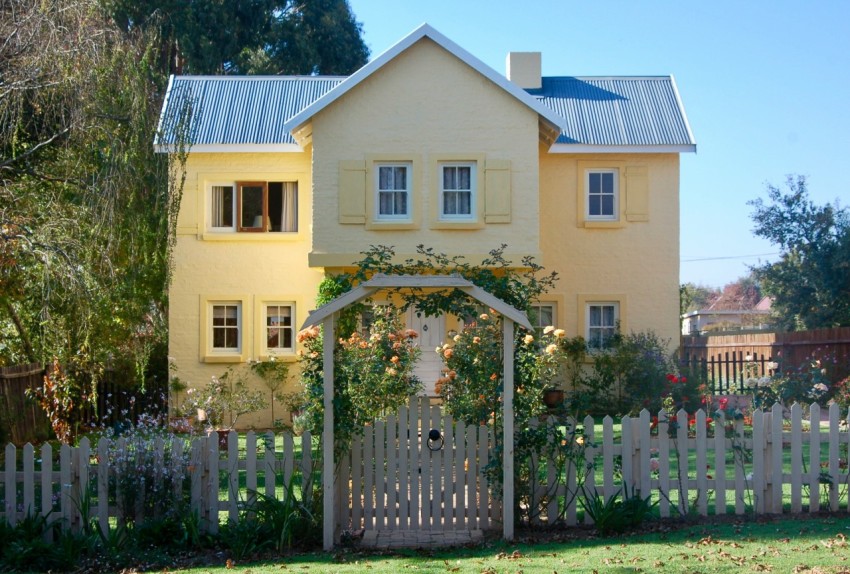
[427, 428, 444, 451]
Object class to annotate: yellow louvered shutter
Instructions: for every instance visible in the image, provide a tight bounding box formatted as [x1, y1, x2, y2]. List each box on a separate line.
[339, 160, 367, 223]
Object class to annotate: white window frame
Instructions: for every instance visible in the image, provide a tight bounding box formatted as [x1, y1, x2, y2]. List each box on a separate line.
[375, 163, 411, 220]
[211, 302, 242, 353]
[585, 302, 619, 350]
[439, 162, 476, 221]
[210, 184, 236, 231]
[585, 169, 619, 221]
[529, 303, 556, 336]
[263, 302, 295, 355]
[209, 181, 298, 233]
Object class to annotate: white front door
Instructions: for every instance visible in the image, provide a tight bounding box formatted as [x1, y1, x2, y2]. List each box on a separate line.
[405, 309, 446, 396]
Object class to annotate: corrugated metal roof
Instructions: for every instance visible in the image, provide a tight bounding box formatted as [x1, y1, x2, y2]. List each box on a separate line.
[155, 76, 344, 147]
[156, 74, 694, 149]
[531, 76, 695, 147]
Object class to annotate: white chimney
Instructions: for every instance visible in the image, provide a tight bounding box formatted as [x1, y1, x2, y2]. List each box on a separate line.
[506, 52, 542, 90]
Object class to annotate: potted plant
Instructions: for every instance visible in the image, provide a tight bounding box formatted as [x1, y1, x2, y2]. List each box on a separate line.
[182, 367, 268, 447]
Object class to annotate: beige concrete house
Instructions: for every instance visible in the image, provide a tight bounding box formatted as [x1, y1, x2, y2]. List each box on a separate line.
[156, 24, 696, 426]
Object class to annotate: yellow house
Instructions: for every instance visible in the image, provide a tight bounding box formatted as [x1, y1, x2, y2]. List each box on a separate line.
[156, 24, 695, 427]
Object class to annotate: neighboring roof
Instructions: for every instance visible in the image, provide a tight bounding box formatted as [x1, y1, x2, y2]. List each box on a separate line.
[155, 24, 695, 153]
[535, 76, 696, 152]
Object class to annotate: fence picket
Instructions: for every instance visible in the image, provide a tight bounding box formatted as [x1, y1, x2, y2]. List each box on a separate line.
[454, 418, 465, 530]
[714, 414, 726, 516]
[790, 404, 803, 512]
[23, 444, 34, 519]
[581, 415, 595, 525]
[658, 410, 670, 518]
[245, 432, 257, 514]
[676, 409, 689, 517]
[375, 420, 386, 530]
[5, 444, 15, 526]
[752, 409, 765, 514]
[809, 403, 821, 512]
[770, 403, 784, 513]
[828, 403, 840, 511]
[397, 407, 408, 531]
[40, 444, 53, 540]
[227, 432, 239, 523]
[465, 424, 477, 530]
[442, 414, 454, 530]
[695, 410, 708, 516]
[364, 425, 375, 530]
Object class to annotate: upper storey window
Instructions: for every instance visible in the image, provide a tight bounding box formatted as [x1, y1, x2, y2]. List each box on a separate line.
[586, 169, 618, 221]
[210, 181, 298, 232]
[376, 164, 411, 220]
[440, 163, 475, 220]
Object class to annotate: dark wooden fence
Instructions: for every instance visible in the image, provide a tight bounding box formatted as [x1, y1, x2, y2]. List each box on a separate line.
[681, 327, 850, 394]
[0, 363, 50, 445]
[0, 363, 168, 446]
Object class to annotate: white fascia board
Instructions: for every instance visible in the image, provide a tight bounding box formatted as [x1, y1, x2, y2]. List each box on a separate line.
[282, 23, 567, 135]
[549, 144, 697, 154]
[154, 143, 303, 154]
[670, 75, 698, 148]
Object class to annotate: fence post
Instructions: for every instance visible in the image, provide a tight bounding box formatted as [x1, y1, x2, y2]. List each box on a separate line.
[4, 443, 16, 527]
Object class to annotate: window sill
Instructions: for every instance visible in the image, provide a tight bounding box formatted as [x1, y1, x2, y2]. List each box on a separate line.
[257, 353, 298, 363]
[365, 220, 419, 231]
[430, 220, 484, 230]
[201, 232, 303, 242]
[581, 220, 625, 229]
[202, 354, 244, 364]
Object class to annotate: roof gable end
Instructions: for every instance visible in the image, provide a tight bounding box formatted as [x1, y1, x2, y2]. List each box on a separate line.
[282, 23, 567, 137]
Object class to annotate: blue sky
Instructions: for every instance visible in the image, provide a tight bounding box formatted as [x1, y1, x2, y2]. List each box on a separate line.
[346, 0, 849, 288]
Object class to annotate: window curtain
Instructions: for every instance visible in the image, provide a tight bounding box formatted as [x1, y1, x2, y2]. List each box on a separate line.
[281, 182, 298, 232]
[212, 186, 225, 227]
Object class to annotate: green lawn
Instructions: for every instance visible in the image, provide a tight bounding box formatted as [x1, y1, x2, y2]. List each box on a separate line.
[174, 515, 850, 573]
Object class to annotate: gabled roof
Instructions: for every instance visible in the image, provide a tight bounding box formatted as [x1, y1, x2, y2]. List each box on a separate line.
[155, 24, 696, 153]
[281, 23, 567, 138]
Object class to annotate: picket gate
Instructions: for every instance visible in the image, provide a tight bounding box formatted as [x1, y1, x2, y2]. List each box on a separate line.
[337, 396, 499, 534]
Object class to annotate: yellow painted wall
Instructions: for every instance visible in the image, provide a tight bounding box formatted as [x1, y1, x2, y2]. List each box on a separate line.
[538, 151, 681, 348]
[309, 38, 542, 266]
[169, 151, 324, 428]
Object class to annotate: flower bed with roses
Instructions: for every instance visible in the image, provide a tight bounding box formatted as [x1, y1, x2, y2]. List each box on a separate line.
[296, 305, 422, 455]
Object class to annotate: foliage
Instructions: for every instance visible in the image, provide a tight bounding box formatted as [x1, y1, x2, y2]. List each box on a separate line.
[181, 368, 268, 430]
[679, 282, 720, 315]
[107, 0, 369, 75]
[0, 0, 186, 391]
[748, 350, 850, 410]
[26, 356, 102, 445]
[324, 244, 559, 331]
[579, 485, 657, 536]
[582, 331, 682, 416]
[95, 413, 193, 524]
[749, 175, 850, 330]
[297, 305, 421, 454]
[249, 356, 290, 427]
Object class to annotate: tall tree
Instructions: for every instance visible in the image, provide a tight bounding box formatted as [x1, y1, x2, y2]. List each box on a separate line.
[106, 0, 369, 75]
[748, 175, 850, 330]
[0, 0, 182, 378]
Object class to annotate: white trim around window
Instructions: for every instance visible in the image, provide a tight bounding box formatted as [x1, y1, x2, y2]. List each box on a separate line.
[201, 296, 250, 363]
[262, 302, 296, 355]
[375, 163, 412, 221]
[585, 169, 619, 221]
[585, 302, 619, 350]
[208, 180, 298, 233]
[529, 302, 556, 336]
[439, 162, 476, 220]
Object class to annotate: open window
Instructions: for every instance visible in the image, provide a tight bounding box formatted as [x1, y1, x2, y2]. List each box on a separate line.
[211, 181, 298, 232]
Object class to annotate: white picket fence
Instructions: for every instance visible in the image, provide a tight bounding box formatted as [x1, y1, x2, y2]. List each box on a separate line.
[540, 402, 850, 525]
[1, 430, 316, 538]
[338, 396, 498, 533]
[2, 402, 849, 540]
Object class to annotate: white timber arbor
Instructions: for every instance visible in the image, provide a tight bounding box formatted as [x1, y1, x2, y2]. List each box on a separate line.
[299, 274, 532, 549]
